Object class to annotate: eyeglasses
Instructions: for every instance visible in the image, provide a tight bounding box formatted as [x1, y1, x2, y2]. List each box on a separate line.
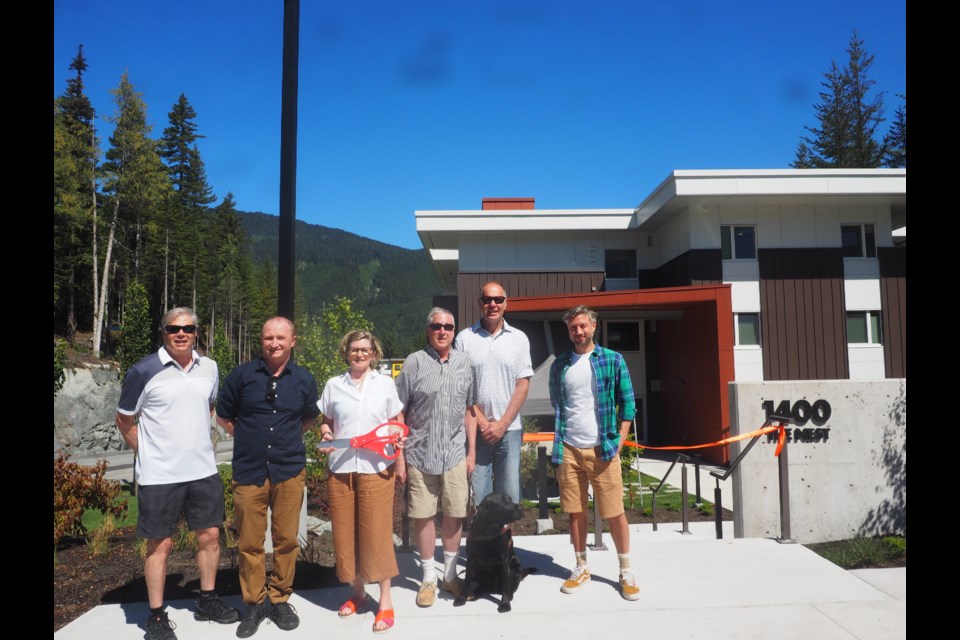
[480, 296, 506, 305]
[164, 325, 197, 335]
[348, 347, 372, 356]
[265, 377, 278, 402]
[428, 323, 455, 332]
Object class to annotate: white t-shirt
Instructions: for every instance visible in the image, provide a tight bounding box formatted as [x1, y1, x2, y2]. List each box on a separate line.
[318, 369, 404, 474]
[561, 352, 600, 448]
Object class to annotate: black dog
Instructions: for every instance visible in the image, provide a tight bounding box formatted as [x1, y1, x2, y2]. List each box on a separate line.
[453, 492, 535, 613]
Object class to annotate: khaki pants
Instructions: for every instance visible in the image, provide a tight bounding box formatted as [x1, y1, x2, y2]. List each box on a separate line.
[329, 467, 399, 584]
[233, 469, 306, 605]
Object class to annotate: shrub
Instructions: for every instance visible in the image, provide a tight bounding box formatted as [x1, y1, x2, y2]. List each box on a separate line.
[54, 452, 128, 545]
[87, 514, 116, 556]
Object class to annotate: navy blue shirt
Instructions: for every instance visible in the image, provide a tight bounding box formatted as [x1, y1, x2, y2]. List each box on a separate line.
[217, 358, 320, 486]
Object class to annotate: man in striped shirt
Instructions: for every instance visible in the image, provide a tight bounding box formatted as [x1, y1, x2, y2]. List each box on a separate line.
[549, 305, 640, 601]
[396, 307, 477, 608]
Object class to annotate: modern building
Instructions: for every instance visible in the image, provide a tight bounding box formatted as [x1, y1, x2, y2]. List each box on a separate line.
[415, 169, 906, 464]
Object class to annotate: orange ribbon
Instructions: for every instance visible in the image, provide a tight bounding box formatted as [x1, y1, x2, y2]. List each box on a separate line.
[523, 423, 788, 456]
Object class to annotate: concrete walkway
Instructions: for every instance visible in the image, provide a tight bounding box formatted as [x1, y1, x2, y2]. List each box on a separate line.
[54, 521, 905, 640]
[59, 447, 904, 639]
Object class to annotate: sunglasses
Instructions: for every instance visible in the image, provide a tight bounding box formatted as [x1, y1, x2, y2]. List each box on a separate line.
[164, 324, 197, 335]
[265, 377, 278, 402]
[428, 323, 455, 332]
[480, 296, 506, 305]
[349, 347, 372, 356]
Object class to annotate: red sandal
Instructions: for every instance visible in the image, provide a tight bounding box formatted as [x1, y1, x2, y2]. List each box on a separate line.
[373, 609, 394, 634]
[338, 593, 370, 619]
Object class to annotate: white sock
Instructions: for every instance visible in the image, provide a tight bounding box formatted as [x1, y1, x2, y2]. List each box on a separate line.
[575, 550, 587, 567]
[420, 557, 436, 584]
[443, 551, 459, 582]
[618, 553, 631, 574]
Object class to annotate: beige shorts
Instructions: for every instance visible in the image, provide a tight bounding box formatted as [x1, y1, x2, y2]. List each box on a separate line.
[557, 444, 625, 520]
[406, 460, 468, 519]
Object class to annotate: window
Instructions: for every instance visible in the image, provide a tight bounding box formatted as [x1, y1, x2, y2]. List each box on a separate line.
[606, 321, 641, 351]
[841, 224, 877, 258]
[734, 313, 761, 346]
[846, 311, 882, 344]
[604, 249, 637, 279]
[721, 226, 756, 260]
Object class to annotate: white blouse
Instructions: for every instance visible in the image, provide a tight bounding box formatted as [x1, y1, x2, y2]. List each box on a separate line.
[318, 369, 404, 474]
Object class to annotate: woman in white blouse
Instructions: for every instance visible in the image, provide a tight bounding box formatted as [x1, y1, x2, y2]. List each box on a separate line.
[318, 330, 405, 634]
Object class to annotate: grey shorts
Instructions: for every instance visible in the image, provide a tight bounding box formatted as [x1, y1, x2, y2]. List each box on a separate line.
[136, 473, 225, 539]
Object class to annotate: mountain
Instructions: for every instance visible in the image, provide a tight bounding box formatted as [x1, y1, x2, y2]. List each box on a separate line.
[239, 210, 439, 358]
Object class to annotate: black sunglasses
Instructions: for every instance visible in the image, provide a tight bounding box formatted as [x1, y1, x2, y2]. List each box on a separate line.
[265, 377, 278, 402]
[164, 324, 197, 335]
[480, 296, 506, 305]
[428, 323, 455, 332]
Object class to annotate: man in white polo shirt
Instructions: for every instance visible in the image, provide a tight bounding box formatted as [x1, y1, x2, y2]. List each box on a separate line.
[116, 307, 239, 640]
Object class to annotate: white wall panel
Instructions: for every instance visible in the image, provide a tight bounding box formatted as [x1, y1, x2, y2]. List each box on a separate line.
[778, 206, 818, 248]
[728, 280, 761, 312]
[838, 205, 877, 223]
[844, 277, 881, 310]
[545, 234, 579, 269]
[486, 234, 517, 269]
[458, 236, 488, 270]
[814, 206, 840, 247]
[722, 261, 760, 281]
[690, 205, 721, 249]
[755, 206, 784, 248]
[733, 348, 764, 381]
[516, 233, 547, 270]
[847, 345, 886, 379]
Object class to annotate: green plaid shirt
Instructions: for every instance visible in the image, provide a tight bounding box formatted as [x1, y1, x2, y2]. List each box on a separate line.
[549, 345, 636, 464]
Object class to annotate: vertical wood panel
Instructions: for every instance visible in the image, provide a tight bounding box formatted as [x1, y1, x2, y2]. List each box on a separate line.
[759, 248, 846, 380]
[879, 247, 906, 378]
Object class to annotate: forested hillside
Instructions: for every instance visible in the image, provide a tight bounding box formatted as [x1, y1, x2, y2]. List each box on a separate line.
[240, 211, 438, 357]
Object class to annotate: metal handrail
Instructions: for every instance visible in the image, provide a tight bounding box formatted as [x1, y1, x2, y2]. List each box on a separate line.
[707, 413, 794, 542]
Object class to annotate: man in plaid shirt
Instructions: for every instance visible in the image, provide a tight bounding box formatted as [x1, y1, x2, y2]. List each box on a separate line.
[549, 305, 639, 601]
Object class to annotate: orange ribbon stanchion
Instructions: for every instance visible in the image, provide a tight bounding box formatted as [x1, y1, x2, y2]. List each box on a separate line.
[522, 423, 787, 456]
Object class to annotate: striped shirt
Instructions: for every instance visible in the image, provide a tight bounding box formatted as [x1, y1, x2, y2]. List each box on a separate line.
[549, 344, 636, 464]
[395, 346, 477, 475]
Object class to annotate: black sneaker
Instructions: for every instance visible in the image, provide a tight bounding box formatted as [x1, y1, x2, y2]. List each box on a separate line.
[269, 601, 300, 631]
[145, 609, 177, 640]
[194, 593, 240, 623]
[236, 602, 267, 638]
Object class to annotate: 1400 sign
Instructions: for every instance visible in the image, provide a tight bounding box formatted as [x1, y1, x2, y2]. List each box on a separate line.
[762, 399, 831, 443]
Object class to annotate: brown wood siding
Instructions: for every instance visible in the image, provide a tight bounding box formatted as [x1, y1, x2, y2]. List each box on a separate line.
[879, 247, 906, 378]
[653, 250, 722, 288]
[456, 271, 605, 328]
[758, 248, 848, 380]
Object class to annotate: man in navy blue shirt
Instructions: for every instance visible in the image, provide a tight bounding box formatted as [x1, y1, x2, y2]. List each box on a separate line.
[216, 317, 320, 638]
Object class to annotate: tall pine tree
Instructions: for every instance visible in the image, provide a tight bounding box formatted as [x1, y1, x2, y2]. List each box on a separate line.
[792, 31, 886, 168]
[159, 94, 216, 311]
[97, 73, 170, 357]
[883, 94, 906, 168]
[53, 45, 98, 338]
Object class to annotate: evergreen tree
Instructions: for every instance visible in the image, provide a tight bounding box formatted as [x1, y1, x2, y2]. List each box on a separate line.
[96, 73, 170, 357]
[159, 94, 216, 310]
[792, 31, 886, 168]
[883, 94, 906, 168]
[53, 45, 98, 338]
[210, 319, 236, 387]
[117, 280, 153, 380]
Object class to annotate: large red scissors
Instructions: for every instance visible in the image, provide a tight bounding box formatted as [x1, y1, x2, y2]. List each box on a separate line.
[319, 421, 409, 460]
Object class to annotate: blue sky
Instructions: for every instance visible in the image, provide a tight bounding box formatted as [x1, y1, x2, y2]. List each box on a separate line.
[54, 1, 906, 251]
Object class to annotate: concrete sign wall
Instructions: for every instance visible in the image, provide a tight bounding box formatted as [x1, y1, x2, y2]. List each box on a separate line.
[729, 379, 905, 544]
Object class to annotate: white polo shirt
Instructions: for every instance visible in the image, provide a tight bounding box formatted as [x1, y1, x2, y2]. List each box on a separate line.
[117, 348, 219, 485]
